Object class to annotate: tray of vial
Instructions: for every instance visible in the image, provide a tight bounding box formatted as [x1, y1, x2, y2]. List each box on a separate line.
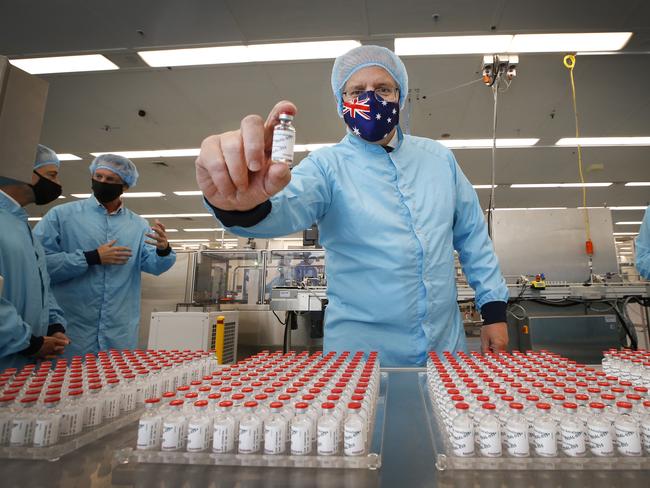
[420, 350, 650, 470]
[0, 349, 216, 460]
[114, 350, 387, 470]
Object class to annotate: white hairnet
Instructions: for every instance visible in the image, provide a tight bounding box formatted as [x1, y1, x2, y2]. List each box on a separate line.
[33, 144, 61, 170]
[89, 154, 139, 188]
[331, 45, 408, 116]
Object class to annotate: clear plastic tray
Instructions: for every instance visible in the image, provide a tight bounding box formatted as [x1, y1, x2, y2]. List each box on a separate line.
[114, 372, 388, 470]
[417, 372, 650, 471]
[0, 408, 143, 461]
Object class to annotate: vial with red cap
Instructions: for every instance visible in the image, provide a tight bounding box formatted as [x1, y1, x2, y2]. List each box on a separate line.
[477, 403, 501, 457]
[290, 402, 313, 455]
[161, 399, 187, 451]
[187, 400, 212, 452]
[344, 402, 366, 456]
[212, 400, 236, 453]
[532, 403, 557, 457]
[504, 402, 529, 457]
[263, 401, 288, 454]
[450, 402, 475, 457]
[317, 402, 339, 455]
[559, 402, 586, 457]
[238, 401, 262, 454]
[614, 401, 642, 456]
[137, 398, 162, 450]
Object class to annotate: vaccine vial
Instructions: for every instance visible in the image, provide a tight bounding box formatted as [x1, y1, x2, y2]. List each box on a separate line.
[161, 399, 187, 451]
[213, 400, 236, 454]
[614, 401, 642, 456]
[290, 402, 312, 455]
[317, 402, 339, 455]
[559, 402, 586, 457]
[0, 395, 16, 445]
[587, 402, 614, 456]
[271, 113, 295, 165]
[186, 400, 212, 452]
[60, 389, 84, 437]
[449, 402, 475, 457]
[532, 403, 558, 457]
[264, 401, 288, 455]
[33, 397, 62, 447]
[477, 403, 501, 457]
[504, 402, 529, 457]
[344, 401, 366, 456]
[10, 396, 38, 447]
[238, 401, 262, 454]
[137, 398, 163, 450]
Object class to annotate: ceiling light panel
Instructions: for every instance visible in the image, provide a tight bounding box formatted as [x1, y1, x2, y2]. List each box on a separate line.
[10, 54, 119, 74]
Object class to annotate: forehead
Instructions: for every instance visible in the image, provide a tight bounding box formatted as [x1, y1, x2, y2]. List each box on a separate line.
[344, 66, 397, 89]
[36, 164, 59, 174]
[94, 167, 123, 181]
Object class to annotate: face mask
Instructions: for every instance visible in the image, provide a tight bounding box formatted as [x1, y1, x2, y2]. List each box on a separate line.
[343, 90, 400, 142]
[92, 178, 123, 203]
[30, 170, 62, 205]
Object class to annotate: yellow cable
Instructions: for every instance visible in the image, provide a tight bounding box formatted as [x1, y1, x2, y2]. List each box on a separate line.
[563, 54, 591, 243]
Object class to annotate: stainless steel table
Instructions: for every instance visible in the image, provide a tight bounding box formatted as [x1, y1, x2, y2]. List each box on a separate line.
[1, 370, 649, 488]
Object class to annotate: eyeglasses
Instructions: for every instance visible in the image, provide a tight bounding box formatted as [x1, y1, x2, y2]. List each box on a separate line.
[342, 87, 399, 102]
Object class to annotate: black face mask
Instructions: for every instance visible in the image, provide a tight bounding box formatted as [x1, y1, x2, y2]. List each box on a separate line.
[92, 179, 123, 203]
[30, 170, 62, 205]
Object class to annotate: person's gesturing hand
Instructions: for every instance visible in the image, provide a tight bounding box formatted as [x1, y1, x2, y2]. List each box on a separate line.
[97, 239, 132, 265]
[196, 101, 296, 211]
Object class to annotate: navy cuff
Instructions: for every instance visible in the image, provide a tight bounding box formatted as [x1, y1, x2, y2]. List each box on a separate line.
[156, 245, 172, 257]
[481, 301, 507, 325]
[21, 335, 43, 356]
[205, 198, 272, 228]
[47, 323, 66, 335]
[84, 249, 101, 265]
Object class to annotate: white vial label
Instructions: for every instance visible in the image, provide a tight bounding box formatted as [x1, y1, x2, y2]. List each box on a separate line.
[161, 421, 186, 451]
[0, 417, 13, 445]
[122, 391, 136, 412]
[290, 424, 311, 455]
[33, 418, 60, 447]
[213, 421, 235, 453]
[533, 426, 558, 457]
[105, 397, 120, 420]
[10, 419, 34, 447]
[317, 425, 339, 455]
[84, 402, 103, 427]
[238, 422, 261, 453]
[560, 425, 586, 457]
[450, 425, 475, 457]
[271, 128, 295, 164]
[187, 422, 211, 452]
[137, 418, 162, 450]
[587, 424, 614, 456]
[344, 424, 365, 456]
[505, 425, 529, 457]
[615, 424, 642, 456]
[478, 426, 501, 457]
[641, 421, 650, 452]
[263, 423, 287, 454]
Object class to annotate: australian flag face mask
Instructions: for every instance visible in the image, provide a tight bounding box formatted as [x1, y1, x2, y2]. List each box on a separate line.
[343, 90, 400, 142]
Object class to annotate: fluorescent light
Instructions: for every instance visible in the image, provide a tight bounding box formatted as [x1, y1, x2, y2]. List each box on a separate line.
[90, 149, 200, 159]
[613, 232, 639, 236]
[168, 239, 210, 243]
[10, 54, 118, 74]
[438, 138, 539, 148]
[70, 193, 91, 198]
[615, 221, 643, 225]
[625, 182, 650, 187]
[473, 185, 497, 189]
[57, 196, 66, 199]
[183, 228, 225, 232]
[396, 35, 513, 55]
[122, 192, 165, 198]
[510, 183, 612, 188]
[510, 32, 632, 53]
[609, 206, 647, 211]
[294, 143, 336, 153]
[173, 191, 203, 196]
[556, 137, 650, 147]
[139, 40, 361, 67]
[165, 229, 178, 232]
[140, 213, 213, 218]
[28, 217, 42, 221]
[56, 154, 82, 161]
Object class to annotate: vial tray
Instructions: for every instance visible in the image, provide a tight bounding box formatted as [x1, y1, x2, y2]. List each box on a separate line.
[114, 372, 388, 470]
[417, 373, 650, 471]
[0, 408, 143, 462]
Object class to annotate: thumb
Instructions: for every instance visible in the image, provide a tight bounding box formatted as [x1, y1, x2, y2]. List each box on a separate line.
[263, 100, 298, 153]
[107, 239, 117, 247]
[480, 328, 490, 353]
[263, 162, 291, 197]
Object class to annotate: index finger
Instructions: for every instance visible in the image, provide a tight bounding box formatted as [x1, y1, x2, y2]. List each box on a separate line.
[154, 219, 165, 231]
[241, 114, 265, 173]
[112, 246, 132, 252]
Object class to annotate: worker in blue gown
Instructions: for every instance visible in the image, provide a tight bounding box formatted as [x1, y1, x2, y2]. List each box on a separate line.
[0, 145, 70, 370]
[636, 205, 650, 280]
[194, 45, 510, 366]
[34, 154, 176, 358]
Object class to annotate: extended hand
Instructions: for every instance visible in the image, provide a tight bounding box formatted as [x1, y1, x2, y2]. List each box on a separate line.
[97, 239, 132, 265]
[145, 219, 169, 250]
[480, 322, 509, 353]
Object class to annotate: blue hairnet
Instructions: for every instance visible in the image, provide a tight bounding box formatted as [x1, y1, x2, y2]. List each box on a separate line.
[89, 154, 139, 188]
[33, 144, 61, 170]
[331, 45, 408, 117]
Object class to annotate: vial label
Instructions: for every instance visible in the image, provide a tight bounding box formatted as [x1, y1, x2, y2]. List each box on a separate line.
[137, 418, 162, 450]
[478, 426, 501, 457]
[532, 425, 557, 456]
[317, 425, 338, 455]
[615, 425, 642, 456]
[187, 422, 211, 452]
[161, 421, 186, 451]
[290, 424, 311, 455]
[344, 424, 365, 456]
[641, 422, 650, 452]
[504, 425, 529, 457]
[238, 422, 261, 453]
[213, 421, 235, 453]
[105, 397, 120, 420]
[10, 419, 34, 446]
[560, 425, 586, 457]
[450, 425, 475, 457]
[33, 418, 60, 447]
[122, 391, 136, 412]
[84, 402, 103, 427]
[263, 423, 287, 454]
[587, 424, 614, 456]
[0, 417, 12, 445]
[271, 128, 295, 164]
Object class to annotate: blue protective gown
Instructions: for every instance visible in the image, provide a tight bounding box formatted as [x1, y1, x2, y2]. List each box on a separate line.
[636, 205, 650, 280]
[209, 129, 509, 366]
[33, 196, 176, 357]
[0, 191, 66, 370]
